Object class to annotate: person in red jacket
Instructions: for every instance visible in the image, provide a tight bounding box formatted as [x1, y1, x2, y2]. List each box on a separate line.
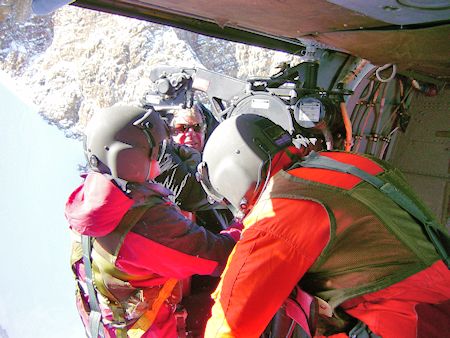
[198, 114, 450, 338]
[65, 105, 240, 338]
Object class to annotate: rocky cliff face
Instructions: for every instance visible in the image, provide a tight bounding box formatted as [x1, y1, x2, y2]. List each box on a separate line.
[0, 4, 298, 138]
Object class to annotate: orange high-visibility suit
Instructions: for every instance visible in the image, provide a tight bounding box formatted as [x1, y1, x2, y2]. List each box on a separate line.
[205, 152, 450, 338]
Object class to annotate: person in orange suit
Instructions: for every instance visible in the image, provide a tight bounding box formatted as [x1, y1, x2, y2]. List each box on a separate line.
[198, 114, 450, 338]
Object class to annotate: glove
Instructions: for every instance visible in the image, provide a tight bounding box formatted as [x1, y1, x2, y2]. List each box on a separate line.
[220, 220, 243, 242]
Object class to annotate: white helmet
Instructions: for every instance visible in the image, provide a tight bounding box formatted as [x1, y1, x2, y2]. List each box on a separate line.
[84, 105, 169, 182]
[199, 114, 292, 215]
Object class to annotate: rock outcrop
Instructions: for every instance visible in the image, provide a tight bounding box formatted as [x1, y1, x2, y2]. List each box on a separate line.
[0, 3, 299, 138]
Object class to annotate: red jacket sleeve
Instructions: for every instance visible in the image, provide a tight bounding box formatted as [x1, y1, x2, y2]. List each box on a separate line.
[205, 198, 330, 338]
[116, 199, 237, 283]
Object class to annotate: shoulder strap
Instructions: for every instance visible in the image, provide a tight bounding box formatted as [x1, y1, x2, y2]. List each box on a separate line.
[82, 198, 178, 338]
[94, 201, 159, 259]
[297, 152, 450, 268]
[81, 202, 155, 338]
[81, 235, 105, 338]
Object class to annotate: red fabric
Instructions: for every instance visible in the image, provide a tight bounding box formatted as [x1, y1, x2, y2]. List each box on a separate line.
[65, 172, 133, 236]
[291, 152, 383, 190]
[205, 199, 330, 337]
[67, 173, 235, 280]
[67, 172, 238, 337]
[270, 146, 305, 174]
[205, 152, 450, 338]
[343, 260, 450, 338]
[141, 303, 178, 338]
[117, 232, 219, 287]
[271, 151, 384, 191]
[291, 152, 384, 190]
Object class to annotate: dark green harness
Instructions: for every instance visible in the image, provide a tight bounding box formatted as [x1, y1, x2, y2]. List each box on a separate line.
[298, 152, 449, 268]
[266, 151, 449, 336]
[268, 151, 448, 309]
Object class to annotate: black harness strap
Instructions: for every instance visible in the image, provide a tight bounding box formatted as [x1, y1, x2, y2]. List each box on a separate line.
[297, 152, 450, 268]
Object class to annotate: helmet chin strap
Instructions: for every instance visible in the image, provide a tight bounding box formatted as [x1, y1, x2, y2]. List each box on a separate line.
[256, 154, 272, 203]
[241, 145, 302, 215]
[240, 153, 273, 216]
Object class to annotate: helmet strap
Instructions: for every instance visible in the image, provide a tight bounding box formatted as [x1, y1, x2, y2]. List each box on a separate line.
[244, 153, 273, 215]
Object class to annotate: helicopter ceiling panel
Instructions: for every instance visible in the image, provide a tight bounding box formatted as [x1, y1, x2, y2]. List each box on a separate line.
[74, 0, 450, 80]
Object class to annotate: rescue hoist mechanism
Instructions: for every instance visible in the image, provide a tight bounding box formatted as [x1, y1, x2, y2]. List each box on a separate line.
[142, 55, 353, 151]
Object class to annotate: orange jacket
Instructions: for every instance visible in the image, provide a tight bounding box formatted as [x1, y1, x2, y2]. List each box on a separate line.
[204, 152, 450, 338]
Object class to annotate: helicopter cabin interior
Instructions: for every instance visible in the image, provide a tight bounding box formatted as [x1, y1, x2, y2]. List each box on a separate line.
[70, 0, 449, 225]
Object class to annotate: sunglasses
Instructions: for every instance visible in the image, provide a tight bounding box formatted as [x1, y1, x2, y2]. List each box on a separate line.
[172, 123, 204, 134]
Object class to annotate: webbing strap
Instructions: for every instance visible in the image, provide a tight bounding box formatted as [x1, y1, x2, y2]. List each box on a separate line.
[297, 152, 450, 268]
[85, 201, 178, 338]
[211, 209, 228, 230]
[81, 235, 105, 338]
[90, 261, 128, 338]
[128, 278, 179, 338]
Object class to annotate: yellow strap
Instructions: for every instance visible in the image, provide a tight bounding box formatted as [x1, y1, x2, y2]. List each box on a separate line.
[128, 278, 179, 338]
